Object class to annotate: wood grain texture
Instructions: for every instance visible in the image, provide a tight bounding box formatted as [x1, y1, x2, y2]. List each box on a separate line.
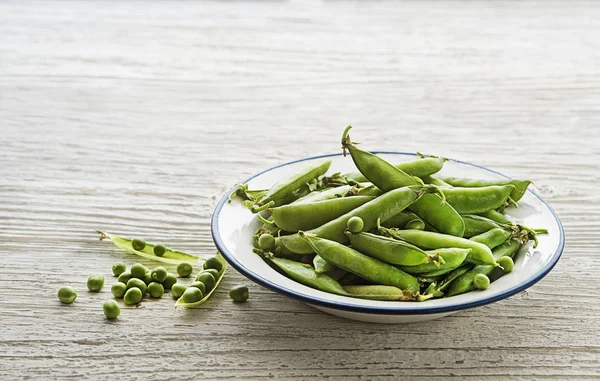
[1, 0, 599, 380]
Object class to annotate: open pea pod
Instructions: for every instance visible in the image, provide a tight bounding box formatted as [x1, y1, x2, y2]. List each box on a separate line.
[175, 252, 228, 308]
[97, 230, 200, 264]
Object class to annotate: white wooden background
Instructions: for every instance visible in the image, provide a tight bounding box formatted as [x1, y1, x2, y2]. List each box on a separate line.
[1, 1, 599, 380]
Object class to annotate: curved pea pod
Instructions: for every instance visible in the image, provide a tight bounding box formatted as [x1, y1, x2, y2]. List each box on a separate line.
[441, 185, 514, 214]
[300, 233, 420, 293]
[378, 227, 497, 266]
[343, 285, 415, 301]
[275, 185, 429, 255]
[97, 231, 199, 265]
[175, 253, 227, 308]
[268, 257, 348, 296]
[408, 194, 464, 237]
[462, 214, 503, 238]
[345, 231, 433, 266]
[478, 209, 513, 225]
[398, 248, 470, 276]
[291, 185, 353, 205]
[270, 196, 375, 232]
[437, 176, 532, 202]
[469, 227, 513, 250]
[344, 155, 446, 182]
[313, 255, 338, 274]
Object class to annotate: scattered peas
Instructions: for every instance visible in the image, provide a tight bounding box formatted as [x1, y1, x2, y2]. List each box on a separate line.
[177, 263, 193, 278]
[131, 238, 146, 251]
[112, 263, 127, 277]
[258, 233, 275, 251]
[87, 274, 105, 292]
[189, 281, 206, 294]
[111, 282, 128, 298]
[498, 256, 514, 273]
[151, 266, 168, 283]
[181, 287, 203, 303]
[126, 278, 147, 294]
[474, 274, 491, 290]
[203, 256, 223, 272]
[130, 263, 148, 279]
[195, 273, 215, 292]
[117, 271, 132, 284]
[162, 273, 177, 290]
[148, 282, 164, 298]
[171, 283, 187, 299]
[103, 300, 121, 319]
[229, 285, 249, 302]
[124, 287, 143, 305]
[153, 244, 167, 257]
[347, 216, 364, 234]
[57, 286, 77, 304]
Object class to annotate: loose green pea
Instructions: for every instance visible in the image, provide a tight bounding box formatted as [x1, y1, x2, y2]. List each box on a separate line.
[124, 287, 143, 305]
[182, 287, 203, 303]
[151, 266, 168, 283]
[57, 286, 77, 304]
[148, 282, 164, 298]
[143, 272, 153, 285]
[126, 278, 147, 294]
[153, 244, 167, 257]
[474, 274, 490, 290]
[111, 282, 127, 298]
[117, 271, 132, 284]
[347, 216, 364, 234]
[189, 281, 206, 294]
[112, 263, 127, 277]
[103, 300, 121, 319]
[498, 256, 514, 273]
[177, 263, 193, 277]
[87, 274, 105, 292]
[229, 285, 249, 302]
[258, 234, 275, 251]
[203, 257, 224, 272]
[200, 269, 220, 280]
[132, 238, 146, 251]
[195, 272, 216, 291]
[171, 283, 187, 299]
[130, 263, 148, 279]
[162, 273, 177, 290]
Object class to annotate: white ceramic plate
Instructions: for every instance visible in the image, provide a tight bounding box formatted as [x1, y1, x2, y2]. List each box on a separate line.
[211, 153, 564, 323]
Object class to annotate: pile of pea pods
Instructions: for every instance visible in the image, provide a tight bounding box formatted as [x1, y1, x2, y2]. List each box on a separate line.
[232, 126, 547, 302]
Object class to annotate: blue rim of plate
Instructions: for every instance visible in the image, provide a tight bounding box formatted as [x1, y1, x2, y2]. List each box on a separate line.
[211, 152, 565, 315]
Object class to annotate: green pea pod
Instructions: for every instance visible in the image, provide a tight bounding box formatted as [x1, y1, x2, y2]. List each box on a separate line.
[291, 185, 354, 205]
[398, 248, 470, 275]
[344, 155, 447, 182]
[378, 226, 497, 266]
[269, 257, 348, 295]
[437, 176, 532, 202]
[313, 255, 338, 274]
[300, 233, 420, 293]
[175, 253, 227, 308]
[270, 196, 375, 232]
[478, 210, 513, 225]
[346, 231, 433, 266]
[462, 214, 503, 238]
[341, 127, 464, 237]
[441, 186, 514, 214]
[343, 285, 414, 301]
[275, 185, 429, 255]
[97, 231, 200, 264]
[469, 227, 513, 250]
[434, 265, 473, 294]
[421, 175, 452, 187]
[381, 211, 424, 229]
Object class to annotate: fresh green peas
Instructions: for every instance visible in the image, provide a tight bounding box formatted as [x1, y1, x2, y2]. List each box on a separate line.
[57, 286, 77, 304]
[405, 219, 425, 231]
[497, 256, 514, 273]
[177, 263, 193, 278]
[124, 287, 143, 305]
[171, 283, 187, 299]
[347, 216, 364, 233]
[103, 300, 121, 319]
[117, 271, 132, 284]
[131, 238, 146, 251]
[229, 285, 249, 302]
[151, 266, 168, 283]
[87, 274, 105, 292]
[201, 269, 220, 280]
[203, 257, 224, 272]
[112, 263, 127, 277]
[126, 278, 147, 294]
[111, 282, 128, 298]
[130, 263, 148, 279]
[148, 282, 164, 298]
[473, 274, 490, 290]
[153, 244, 167, 257]
[162, 273, 177, 290]
[258, 233, 276, 251]
[189, 281, 206, 294]
[195, 273, 215, 292]
[143, 272, 153, 285]
[182, 287, 203, 303]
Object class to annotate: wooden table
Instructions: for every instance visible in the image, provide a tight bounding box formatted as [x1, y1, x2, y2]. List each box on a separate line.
[1, 1, 598, 379]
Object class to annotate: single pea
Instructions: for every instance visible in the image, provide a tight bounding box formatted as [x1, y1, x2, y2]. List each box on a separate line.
[474, 274, 491, 290]
[258, 233, 275, 251]
[347, 216, 364, 234]
[124, 287, 143, 305]
[57, 286, 77, 304]
[103, 300, 121, 319]
[195, 272, 215, 292]
[143, 272, 153, 285]
[229, 285, 249, 303]
[151, 266, 168, 283]
[112, 263, 127, 277]
[130, 263, 148, 279]
[182, 287, 203, 303]
[171, 283, 188, 299]
[189, 281, 206, 294]
[177, 262, 193, 277]
[148, 282, 164, 298]
[111, 282, 128, 298]
[498, 256, 514, 273]
[153, 244, 167, 257]
[162, 273, 177, 290]
[201, 268, 220, 280]
[131, 238, 146, 251]
[126, 278, 147, 294]
[87, 273, 105, 292]
[203, 256, 224, 272]
[117, 271, 132, 284]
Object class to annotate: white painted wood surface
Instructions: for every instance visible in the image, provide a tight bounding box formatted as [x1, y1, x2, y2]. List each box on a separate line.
[1, 1, 599, 379]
